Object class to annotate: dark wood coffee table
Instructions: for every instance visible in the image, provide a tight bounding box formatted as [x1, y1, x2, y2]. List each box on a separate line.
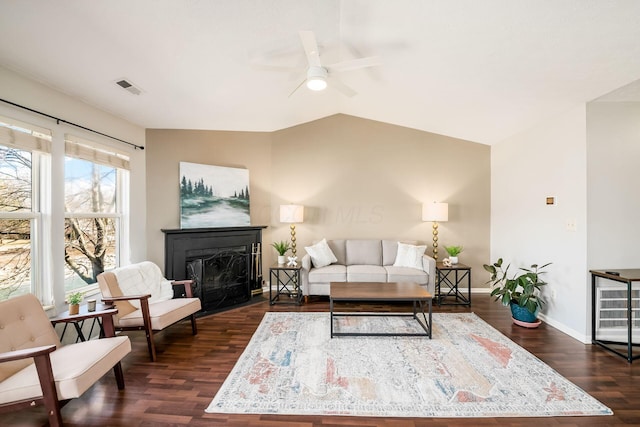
[329, 282, 432, 339]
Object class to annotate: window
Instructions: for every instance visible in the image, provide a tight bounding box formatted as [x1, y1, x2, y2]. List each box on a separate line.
[0, 148, 34, 299]
[64, 136, 129, 292]
[0, 117, 51, 301]
[0, 113, 132, 303]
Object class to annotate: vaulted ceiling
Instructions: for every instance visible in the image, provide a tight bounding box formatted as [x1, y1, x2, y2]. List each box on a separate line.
[1, 0, 640, 144]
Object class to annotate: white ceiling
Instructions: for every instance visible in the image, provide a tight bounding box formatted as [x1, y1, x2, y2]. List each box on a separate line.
[1, 0, 640, 144]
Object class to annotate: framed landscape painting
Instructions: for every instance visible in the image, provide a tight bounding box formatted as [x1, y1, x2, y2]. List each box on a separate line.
[179, 162, 250, 228]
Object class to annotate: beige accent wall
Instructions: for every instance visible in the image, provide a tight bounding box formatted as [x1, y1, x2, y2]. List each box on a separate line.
[145, 129, 272, 271]
[146, 114, 490, 287]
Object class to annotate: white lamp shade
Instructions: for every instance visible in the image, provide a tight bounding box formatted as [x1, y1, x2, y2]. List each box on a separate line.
[280, 204, 304, 223]
[422, 202, 448, 222]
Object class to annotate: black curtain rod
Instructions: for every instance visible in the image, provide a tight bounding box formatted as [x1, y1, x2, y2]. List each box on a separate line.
[0, 97, 144, 150]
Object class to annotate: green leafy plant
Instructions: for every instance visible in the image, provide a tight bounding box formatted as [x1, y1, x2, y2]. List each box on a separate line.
[67, 291, 83, 305]
[483, 258, 551, 315]
[444, 245, 464, 256]
[271, 240, 291, 256]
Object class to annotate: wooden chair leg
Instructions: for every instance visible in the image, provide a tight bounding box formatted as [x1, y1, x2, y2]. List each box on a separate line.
[145, 327, 157, 362]
[33, 353, 63, 427]
[190, 314, 198, 335]
[113, 362, 126, 390]
[140, 298, 157, 362]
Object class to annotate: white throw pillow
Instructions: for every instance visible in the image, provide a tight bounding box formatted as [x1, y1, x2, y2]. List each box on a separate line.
[393, 242, 427, 270]
[304, 238, 338, 268]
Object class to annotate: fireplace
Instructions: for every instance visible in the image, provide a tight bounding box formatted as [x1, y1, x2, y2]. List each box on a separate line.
[162, 226, 266, 312]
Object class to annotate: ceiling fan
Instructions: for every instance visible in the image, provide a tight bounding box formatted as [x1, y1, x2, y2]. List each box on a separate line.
[282, 31, 381, 97]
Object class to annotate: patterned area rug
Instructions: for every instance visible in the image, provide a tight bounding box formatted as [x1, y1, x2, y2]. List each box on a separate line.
[206, 312, 612, 418]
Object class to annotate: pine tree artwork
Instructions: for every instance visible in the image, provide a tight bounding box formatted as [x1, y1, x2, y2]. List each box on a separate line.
[179, 162, 250, 228]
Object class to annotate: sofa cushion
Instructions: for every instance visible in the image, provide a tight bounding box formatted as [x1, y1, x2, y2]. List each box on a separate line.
[308, 264, 347, 283]
[0, 294, 61, 382]
[0, 335, 130, 404]
[393, 242, 427, 270]
[328, 239, 347, 266]
[385, 266, 428, 285]
[382, 240, 398, 266]
[116, 297, 202, 330]
[346, 240, 382, 265]
[304, 238, 338, 268]
[347, 265, 387, 282]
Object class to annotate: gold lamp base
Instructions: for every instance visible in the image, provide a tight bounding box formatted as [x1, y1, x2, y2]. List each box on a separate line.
[432, 221, 439, 261]
[290, 224, 297, 257]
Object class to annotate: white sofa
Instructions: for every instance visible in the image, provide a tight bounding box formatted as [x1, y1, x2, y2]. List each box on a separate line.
[301, 239, 436, 296]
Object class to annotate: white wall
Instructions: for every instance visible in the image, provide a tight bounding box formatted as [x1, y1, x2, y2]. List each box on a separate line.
[0, 66, 146, 309]
[587, 101, 640, 269]
[491, 104, 589, 342]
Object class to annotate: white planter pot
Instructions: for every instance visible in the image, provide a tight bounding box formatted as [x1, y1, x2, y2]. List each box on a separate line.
[449, 256, 459, 265]
[277, 255, 286, 264]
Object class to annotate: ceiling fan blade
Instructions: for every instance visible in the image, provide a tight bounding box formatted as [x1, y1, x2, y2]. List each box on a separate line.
[299, 30, 322, 67]
[326, 56, 382, 73]
[328, 77, 357, 97]
[288, 78, 307, 98]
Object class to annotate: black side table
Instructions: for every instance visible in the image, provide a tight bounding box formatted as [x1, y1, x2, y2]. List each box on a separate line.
[436, 262, 472, 306]
[51, 303, 118, 342]
[270, 263, 303, 305]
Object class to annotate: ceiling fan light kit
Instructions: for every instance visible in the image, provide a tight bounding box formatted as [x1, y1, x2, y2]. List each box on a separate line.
[273, 30, 380, 97]
[306, 66, 328, 91]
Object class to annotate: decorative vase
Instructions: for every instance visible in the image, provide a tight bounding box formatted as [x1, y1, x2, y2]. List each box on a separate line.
[510, 301, 540, 327]
[69, 303, 80, 315]
[277, 255, 286, 265]
[449, 256, 458, 265]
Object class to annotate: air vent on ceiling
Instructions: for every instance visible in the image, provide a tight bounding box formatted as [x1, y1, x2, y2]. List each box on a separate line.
[115, 78, 143, 95]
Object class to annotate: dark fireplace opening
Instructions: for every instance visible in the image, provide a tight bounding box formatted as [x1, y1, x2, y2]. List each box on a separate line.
[186, 247, 250, 313]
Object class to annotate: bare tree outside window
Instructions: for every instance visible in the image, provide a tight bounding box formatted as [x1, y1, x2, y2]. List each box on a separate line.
[64, 158, 117, 290]
[0, 147, 33, 299]
[64, 217, 116, 285]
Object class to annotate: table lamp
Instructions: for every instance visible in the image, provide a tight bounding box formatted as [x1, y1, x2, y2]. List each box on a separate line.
[422, 202, 448, 260]
[279, 204, 304, 257]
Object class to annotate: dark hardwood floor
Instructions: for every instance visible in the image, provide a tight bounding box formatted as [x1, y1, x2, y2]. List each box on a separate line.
[2, 294, 640, 426]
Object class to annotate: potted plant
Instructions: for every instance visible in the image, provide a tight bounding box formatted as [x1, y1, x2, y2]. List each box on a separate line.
[271, 240, 291, 264]
[67, 291, 83, 315]
[444, 245, 463, 264]
[483, 258, 551, 328]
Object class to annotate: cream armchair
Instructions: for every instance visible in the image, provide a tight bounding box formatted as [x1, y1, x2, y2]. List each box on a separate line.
[97, 261, 201, 362]
[0, 294, 131, 427]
